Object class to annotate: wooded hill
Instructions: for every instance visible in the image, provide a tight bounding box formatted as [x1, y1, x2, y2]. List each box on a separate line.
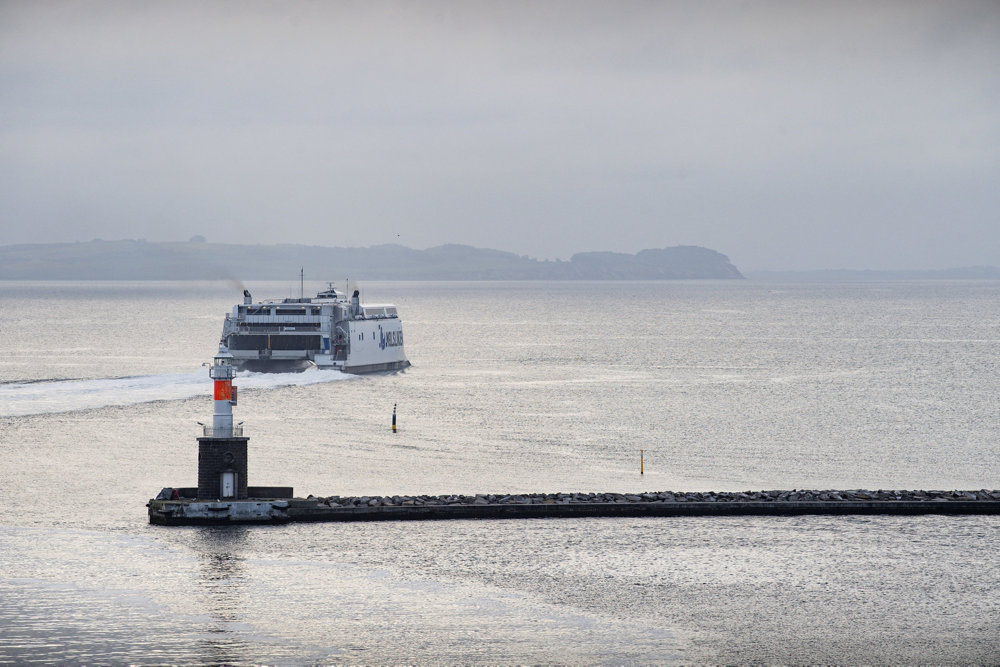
[0, 240, 744, 280]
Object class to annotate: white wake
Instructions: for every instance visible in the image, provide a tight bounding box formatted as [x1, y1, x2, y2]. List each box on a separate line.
[0, 368, 356, 417]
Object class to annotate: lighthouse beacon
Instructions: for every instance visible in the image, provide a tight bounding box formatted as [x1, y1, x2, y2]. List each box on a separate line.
[147, 342, 296, 524]
[197, 343, 249, 500]
[210, 343, 236, 436]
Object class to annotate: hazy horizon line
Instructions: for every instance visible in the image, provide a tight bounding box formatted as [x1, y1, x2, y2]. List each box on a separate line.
[1, 237, 997, 276]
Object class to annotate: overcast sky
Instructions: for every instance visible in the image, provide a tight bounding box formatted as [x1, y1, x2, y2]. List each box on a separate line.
[1, 1, 997, 270]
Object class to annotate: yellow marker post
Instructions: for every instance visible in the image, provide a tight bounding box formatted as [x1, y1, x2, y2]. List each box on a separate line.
[640, 449, 644, 475]
[392, 403, 397, 433]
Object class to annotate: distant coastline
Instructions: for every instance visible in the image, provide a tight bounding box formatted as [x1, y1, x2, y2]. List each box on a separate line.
[0, 240, 743, 281]
[4, 239, 996, 281]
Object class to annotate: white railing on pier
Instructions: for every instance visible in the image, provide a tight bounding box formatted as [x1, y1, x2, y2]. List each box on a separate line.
[201, 424, 244, 437]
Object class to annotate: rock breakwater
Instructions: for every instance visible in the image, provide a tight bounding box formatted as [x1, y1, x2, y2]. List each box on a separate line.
[308, 488, 1000, 508]
[149, 489, 1000, 525]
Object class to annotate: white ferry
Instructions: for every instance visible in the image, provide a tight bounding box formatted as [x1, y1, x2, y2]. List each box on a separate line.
[220, 285, 410, 373]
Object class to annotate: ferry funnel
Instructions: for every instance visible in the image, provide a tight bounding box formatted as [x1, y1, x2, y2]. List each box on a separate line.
[351, 289, 360, 317]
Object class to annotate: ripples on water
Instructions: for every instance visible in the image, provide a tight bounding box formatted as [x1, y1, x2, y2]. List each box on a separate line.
[1, 280, 999, 664]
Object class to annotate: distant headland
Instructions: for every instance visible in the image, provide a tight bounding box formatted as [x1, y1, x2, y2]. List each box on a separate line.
[0, 240, 744, 281]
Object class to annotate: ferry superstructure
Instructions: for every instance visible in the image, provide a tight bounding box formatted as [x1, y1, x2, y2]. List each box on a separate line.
[220, 285, 409, 373]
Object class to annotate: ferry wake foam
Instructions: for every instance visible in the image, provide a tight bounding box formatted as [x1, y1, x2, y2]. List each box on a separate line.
[0, 368, 356, 417]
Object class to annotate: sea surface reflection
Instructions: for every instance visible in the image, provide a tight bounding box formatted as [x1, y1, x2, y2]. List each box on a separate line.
[2, 280, 999, 663]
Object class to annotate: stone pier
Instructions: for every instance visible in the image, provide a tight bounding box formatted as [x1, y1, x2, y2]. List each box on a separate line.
[148, 488, 1000, 525]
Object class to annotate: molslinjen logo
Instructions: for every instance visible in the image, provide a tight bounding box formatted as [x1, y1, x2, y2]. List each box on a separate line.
[378, 325, 403, 350]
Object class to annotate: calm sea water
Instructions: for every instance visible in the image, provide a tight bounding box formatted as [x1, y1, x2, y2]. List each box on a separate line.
[1, 279, 999, 664]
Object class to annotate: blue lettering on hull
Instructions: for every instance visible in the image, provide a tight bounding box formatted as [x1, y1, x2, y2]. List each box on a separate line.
[378, 325, 404, 350]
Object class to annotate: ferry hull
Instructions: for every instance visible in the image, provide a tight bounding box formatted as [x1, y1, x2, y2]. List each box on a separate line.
[233, 358, 410, 374]
[235, 359, 314, 373]
[342, 359, 411, 374]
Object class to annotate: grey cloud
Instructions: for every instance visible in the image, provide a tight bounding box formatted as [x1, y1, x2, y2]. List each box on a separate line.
[1, 0, 998, 270]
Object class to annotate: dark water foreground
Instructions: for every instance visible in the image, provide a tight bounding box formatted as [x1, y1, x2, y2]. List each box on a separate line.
[149, 488, 1000, 525]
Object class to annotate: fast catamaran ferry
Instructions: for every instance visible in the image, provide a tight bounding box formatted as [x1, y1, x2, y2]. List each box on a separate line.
[220, 284, 409, 373]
